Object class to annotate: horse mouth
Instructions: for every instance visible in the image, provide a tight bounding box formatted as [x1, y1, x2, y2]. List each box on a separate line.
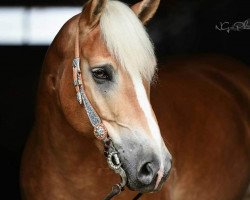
[154, 171, 170, 191]
[125, 169, 170, 193]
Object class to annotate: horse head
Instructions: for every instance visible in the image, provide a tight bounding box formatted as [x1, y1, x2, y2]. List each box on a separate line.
[56, 0, 172, 194]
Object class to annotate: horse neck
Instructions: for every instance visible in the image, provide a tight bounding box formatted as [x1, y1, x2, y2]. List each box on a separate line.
[35, 97, 95, 161]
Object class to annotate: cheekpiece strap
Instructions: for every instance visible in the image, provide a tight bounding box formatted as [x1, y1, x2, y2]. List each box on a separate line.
[72, 57, 107, 140]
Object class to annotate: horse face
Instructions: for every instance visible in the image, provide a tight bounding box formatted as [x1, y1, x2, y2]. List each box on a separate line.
[78, 0, 172, 193]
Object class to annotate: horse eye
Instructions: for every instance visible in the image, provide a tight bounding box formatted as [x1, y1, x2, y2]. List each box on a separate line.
[91, 67, 112, 82]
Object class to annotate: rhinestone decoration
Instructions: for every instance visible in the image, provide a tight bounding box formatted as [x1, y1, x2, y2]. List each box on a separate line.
[94, 123, 107, 140]
[72, 57, 80, 72]
[76, 92, 82, 104]
[80, 89, 101, 127]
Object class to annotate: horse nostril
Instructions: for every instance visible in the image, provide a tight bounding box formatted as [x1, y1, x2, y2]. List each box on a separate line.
[141, 162, 152, 176]
[137, 162, 155, 185]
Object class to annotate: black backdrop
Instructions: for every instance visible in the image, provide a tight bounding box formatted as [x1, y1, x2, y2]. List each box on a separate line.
[1, 0, 249, 198]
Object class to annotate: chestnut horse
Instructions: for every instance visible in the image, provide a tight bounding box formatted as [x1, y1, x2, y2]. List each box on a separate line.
[20, 0, 250, 199]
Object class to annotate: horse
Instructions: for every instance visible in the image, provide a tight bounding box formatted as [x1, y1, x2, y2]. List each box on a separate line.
[20, 0, 250, 199]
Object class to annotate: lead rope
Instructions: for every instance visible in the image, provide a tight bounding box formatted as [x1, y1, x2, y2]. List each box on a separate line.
[73, 25, 142, 200]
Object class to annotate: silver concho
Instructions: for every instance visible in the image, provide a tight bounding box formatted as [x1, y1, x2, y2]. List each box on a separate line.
[94, 123, 108, 140]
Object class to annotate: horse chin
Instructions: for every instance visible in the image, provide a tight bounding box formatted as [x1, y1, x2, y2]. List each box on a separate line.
[126, 182, 156, 193]
[126, 183, 161, 194]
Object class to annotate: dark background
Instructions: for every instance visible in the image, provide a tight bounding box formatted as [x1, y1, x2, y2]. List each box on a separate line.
[1, 0, 249, 198]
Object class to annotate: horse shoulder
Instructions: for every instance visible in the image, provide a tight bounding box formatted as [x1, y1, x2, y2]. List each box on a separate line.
[152, 55, 250, 200]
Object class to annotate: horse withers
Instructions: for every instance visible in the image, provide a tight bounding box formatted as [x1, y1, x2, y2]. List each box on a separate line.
[20, 0, 172, 199]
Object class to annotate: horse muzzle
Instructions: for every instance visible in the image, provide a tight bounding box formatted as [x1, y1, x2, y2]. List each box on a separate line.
[115, 139, 172, 193]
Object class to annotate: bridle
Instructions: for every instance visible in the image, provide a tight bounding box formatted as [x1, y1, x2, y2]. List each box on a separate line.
[72, 25, 143, 200]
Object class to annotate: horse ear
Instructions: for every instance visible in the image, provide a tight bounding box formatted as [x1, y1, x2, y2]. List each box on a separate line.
[131, 0, 160, 24]
[79, 0, 107, 32]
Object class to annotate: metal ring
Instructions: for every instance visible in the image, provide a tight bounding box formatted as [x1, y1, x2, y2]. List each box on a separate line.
[107, 151, 122, 170]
